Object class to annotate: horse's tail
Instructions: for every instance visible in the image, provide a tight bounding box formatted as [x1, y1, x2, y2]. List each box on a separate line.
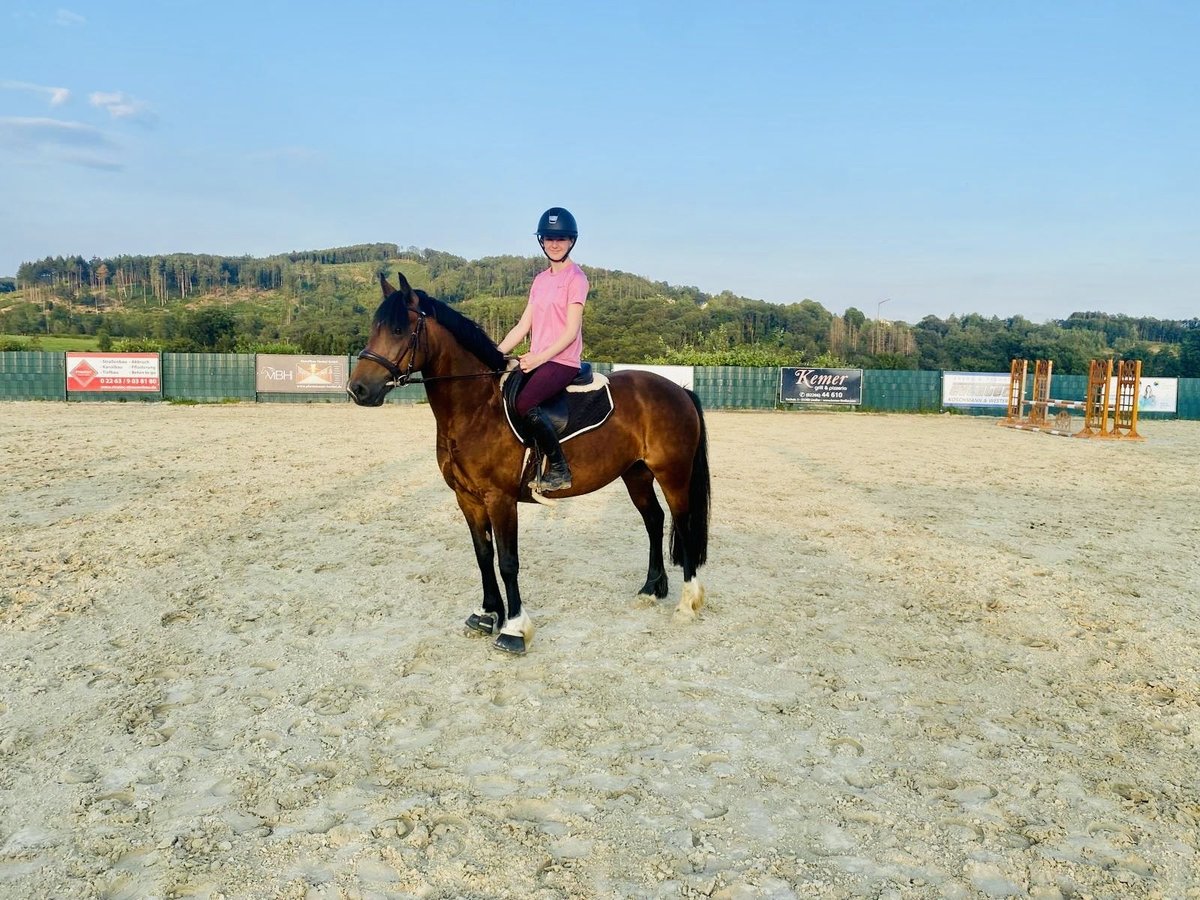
[670, 389, 710, 570]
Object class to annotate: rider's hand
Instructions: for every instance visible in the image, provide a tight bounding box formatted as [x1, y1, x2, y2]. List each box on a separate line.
[518, 352, 546, 373]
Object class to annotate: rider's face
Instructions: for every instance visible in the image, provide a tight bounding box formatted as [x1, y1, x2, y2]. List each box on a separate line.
[542, 236, 572, 262]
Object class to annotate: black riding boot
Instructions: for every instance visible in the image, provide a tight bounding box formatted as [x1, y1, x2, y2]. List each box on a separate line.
[524, 407, 572, 492]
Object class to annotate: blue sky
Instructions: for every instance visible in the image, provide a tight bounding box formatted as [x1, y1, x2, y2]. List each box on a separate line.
[2, 1, 1196, 324]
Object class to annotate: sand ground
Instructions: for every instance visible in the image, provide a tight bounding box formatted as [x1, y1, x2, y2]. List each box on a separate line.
[1, 402, 1198, 900]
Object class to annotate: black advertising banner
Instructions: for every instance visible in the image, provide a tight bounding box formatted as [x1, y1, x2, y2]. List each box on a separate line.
[780, 367, 863, 404]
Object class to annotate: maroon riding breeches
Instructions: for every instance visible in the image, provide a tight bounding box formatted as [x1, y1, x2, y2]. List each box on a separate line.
[515, 362, 580, 417]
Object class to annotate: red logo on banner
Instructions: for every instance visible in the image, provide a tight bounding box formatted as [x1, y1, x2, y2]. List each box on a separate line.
[70, 360, 98, 390]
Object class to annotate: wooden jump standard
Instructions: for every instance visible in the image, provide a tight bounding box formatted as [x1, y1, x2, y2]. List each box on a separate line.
[999, 358, 1143, 440]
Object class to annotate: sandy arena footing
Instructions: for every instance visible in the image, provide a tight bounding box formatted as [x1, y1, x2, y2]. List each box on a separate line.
[1, 402, 1197, 899]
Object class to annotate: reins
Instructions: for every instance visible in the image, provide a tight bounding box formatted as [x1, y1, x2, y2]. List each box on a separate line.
[356, 309, 508, 388]
[402, 369, 508, 386]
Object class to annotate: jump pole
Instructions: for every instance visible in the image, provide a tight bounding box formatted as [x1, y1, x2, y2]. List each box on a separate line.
[999, 358, 1075, 436]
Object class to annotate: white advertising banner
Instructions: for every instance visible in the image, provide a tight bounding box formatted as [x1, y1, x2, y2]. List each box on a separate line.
[942, 371, 1010, 407]
[1129, 376, 1177, 413]
[612, 364, 694, 390]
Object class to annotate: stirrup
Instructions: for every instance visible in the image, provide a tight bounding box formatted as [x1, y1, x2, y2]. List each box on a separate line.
[529, 464, 572, 493]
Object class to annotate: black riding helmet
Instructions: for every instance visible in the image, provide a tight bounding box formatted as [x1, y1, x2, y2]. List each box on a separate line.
[536, 207, 578, 262]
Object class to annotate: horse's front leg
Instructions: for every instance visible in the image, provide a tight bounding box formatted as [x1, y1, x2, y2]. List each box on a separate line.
[456, 492, 505, 636]
[488, 496, 533, 655]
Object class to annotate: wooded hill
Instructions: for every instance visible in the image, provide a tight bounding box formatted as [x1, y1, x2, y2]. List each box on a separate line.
[3, 244, 1197, 376]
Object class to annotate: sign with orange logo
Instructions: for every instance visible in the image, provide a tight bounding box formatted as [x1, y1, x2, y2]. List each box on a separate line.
[66, 352, 161, 392]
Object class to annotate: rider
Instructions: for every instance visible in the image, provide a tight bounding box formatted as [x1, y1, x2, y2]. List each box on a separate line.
[497, 207, 588, 492]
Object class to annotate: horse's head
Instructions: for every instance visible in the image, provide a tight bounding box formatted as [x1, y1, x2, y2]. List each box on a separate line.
[347, 272, 430, 406]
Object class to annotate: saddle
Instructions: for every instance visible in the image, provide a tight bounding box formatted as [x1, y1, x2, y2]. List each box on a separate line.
[501, 363, 614, 444]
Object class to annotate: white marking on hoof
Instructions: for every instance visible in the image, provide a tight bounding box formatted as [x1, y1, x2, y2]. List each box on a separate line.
[500, 609, 535, 644]
[674, 579, 705, 620]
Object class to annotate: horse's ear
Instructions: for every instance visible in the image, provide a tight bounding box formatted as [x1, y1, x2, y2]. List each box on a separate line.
[379, 271, 414, 301]
[394, 271, 414, 300]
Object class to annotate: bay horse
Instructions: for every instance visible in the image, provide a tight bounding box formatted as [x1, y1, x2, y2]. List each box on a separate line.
[347, 273, 710, 655]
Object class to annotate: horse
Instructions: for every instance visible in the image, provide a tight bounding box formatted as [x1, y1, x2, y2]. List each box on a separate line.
[347, 272, 710, 655]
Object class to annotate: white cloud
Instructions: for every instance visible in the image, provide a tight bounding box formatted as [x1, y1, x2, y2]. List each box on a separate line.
[1, 80, 71, 106]
[55, 9, 86, 27]
[0, 117, 122, 170]
[0, 117, 107, 148]
[60, 153, 123, 171]
[89, 91, 157, 124]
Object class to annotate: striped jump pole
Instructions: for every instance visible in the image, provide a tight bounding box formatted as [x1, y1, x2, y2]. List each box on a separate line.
[998, 358, 1074, 436]
[1003, 421, 1078, 438]
[1027, 399, 1091, 411]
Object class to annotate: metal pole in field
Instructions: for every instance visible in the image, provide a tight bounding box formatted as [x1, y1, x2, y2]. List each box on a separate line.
[875, 298, 891, 355]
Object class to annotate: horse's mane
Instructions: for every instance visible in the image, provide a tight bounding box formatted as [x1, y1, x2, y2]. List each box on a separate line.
[376, 289, 506, 371]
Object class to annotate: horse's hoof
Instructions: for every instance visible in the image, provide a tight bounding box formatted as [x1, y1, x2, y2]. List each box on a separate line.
[638, 573, 669, 600]
[465, 612, 497, 635]
[674, 579, 706, 621]
[492, 633, 526, 655]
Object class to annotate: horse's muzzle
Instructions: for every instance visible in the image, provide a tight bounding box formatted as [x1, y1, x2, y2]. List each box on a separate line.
[346, 379, 387, 407]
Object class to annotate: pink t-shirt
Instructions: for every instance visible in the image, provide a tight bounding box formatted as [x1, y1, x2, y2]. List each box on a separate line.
[529, 261, 588, 368]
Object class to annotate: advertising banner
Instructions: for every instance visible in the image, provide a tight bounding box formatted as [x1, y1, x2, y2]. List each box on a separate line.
[255, 355, 347, 393]
[66, 352, 161, 392]
[942, 371, 1010, 407]
[780, 367, 863, 404]
[1132, 376, 1177, 414]
[612, 364, 694, 390]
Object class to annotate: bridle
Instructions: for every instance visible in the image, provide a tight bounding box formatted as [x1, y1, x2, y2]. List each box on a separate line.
[356, 309, 429, 387]
[355, 308, 507, 388]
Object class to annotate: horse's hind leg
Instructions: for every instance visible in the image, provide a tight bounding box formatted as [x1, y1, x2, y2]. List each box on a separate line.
[621, 462, 668, 601]
[652, 469, 707, 621]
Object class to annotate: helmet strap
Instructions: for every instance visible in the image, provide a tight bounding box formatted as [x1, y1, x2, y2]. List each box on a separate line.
[538, 236, 576, 263]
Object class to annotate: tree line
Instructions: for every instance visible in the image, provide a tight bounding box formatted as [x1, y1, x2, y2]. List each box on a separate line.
[13, 244, 399, 306]
[2, 245, 1198, 375]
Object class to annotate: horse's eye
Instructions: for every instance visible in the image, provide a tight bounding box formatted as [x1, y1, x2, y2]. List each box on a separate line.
[392, 325, 405, 336]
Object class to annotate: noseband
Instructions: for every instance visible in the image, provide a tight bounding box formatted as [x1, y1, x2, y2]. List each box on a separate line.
[357, 309, 428, 387]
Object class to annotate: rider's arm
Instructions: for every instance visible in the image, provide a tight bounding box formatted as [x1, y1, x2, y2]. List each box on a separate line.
[498, 304, 534, 355]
